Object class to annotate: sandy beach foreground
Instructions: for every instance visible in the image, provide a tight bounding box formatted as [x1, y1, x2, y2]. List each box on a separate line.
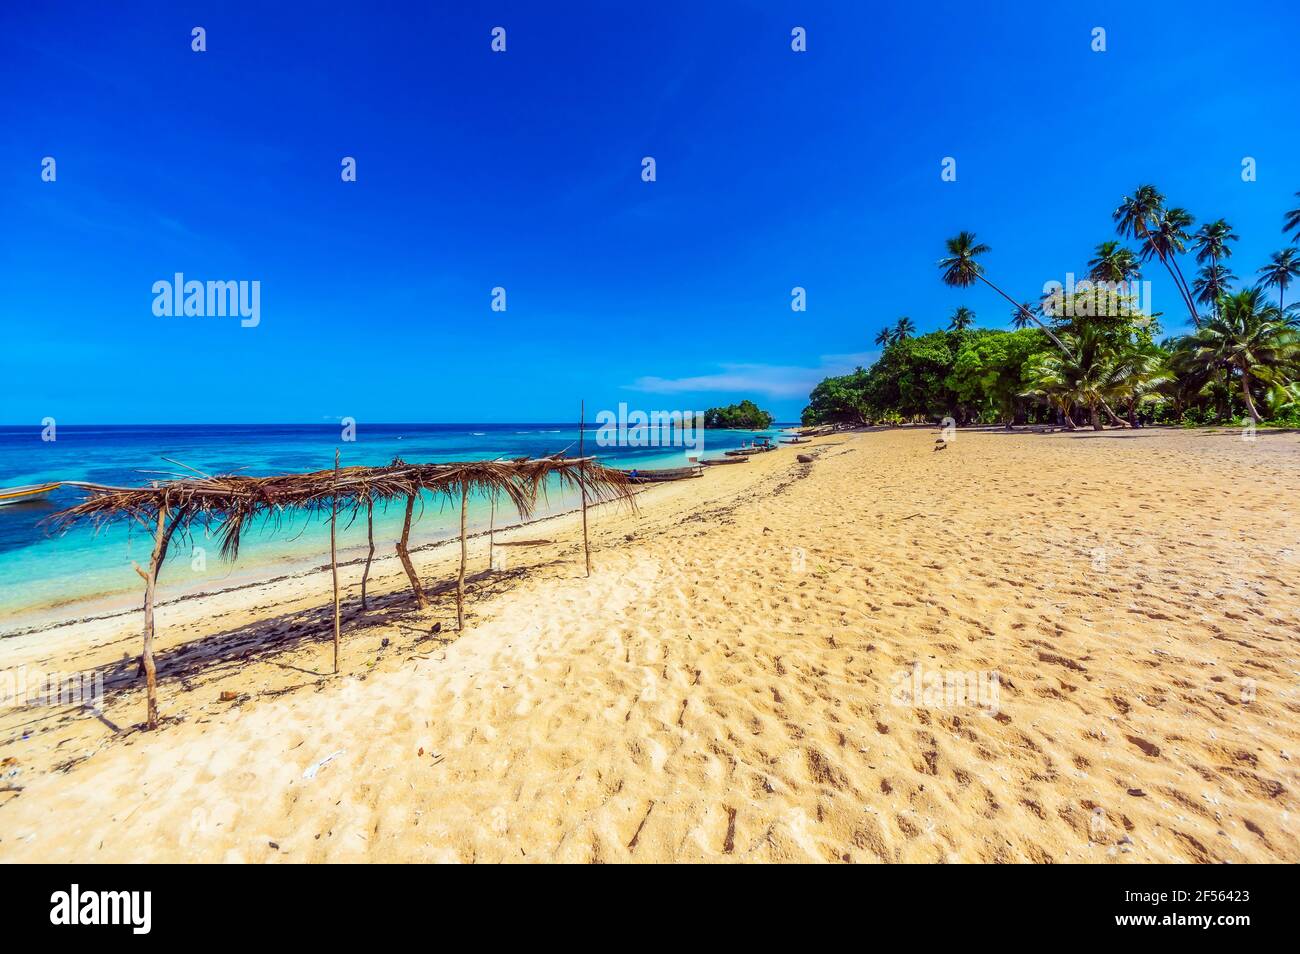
[1, 427, 1297, 863]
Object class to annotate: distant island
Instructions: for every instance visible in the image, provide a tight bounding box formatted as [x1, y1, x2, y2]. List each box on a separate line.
[703, 400, 775, 429]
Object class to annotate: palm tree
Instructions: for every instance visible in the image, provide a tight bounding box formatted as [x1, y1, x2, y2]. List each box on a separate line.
[1088, 241, 1141, 285]
[1150, 207, 1197, 314]
[1257, 248, 1300, 312]
[1115, 340, 1173, 427]
[1192, 219, 1237, 266]
[938, 232, 1074, 358]
[1284, 192, 1300, 244]
[1019, 326, 1135, 430]
[1180, 288, 1298, 423]
[1011, 301, 1038, 329]
[1192, 263, 1236, 312]
[893, 316, 916, 341]
[874, 327, 894, 347]
[1192, 219, 1238, 318]
[948, 306, 975, 332]
[1114, 185, 1200, 325]
[1157, 342, 1216, 422]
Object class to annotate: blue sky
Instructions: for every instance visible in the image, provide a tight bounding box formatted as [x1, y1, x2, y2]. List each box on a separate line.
[2, 0, 1297, 423]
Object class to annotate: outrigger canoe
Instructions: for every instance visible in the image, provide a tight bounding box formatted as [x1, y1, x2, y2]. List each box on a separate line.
[0, 482, 62, 506]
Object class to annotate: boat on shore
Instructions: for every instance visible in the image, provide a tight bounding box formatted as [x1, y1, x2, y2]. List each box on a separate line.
[781, 438, 809, 444]
[723, 447, 761, 457]
[702, 456, 749, 466]
[620, 465, 704, 484]
[0, 482, 61, 506]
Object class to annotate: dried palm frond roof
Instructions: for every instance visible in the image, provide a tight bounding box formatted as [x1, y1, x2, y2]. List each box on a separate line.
[50, 456, 633, 560]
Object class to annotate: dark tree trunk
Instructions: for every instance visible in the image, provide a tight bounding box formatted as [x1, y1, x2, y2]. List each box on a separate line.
[1240, 367, 1261, 423]
[395, 493, 428, 608]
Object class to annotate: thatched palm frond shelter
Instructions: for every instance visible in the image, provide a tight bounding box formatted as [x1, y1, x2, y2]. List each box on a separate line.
[51, 456, 633, 729]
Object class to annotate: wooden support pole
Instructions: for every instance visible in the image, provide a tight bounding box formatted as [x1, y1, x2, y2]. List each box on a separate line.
[141, 502, 176, 730]
[457, 478, 468, 631]
[395, 493, 428, 608]
[360, 499, 375, 610]
[579, 400, 591, 577]
[488, 491, 495, 571]
[330, 448, 340, 675]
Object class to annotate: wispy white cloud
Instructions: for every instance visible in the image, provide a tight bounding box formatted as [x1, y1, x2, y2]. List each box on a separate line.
[626, 352, 878, 399]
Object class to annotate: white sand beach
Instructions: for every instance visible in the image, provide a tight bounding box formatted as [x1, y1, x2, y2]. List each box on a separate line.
[1, 428, 1297, 862]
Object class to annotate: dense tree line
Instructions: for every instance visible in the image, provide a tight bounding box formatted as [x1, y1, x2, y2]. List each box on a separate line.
[804, 186, 1300, 429]
[704, 399, 774, 429]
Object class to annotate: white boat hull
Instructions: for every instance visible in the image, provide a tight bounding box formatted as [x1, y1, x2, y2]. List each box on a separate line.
[0, 483, 61, 506]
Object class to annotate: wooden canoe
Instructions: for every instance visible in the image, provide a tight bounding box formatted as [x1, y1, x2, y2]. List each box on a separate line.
[0, 482, 61, 506]
[702, 456, 749, 466]
[620, 466, 704, 484]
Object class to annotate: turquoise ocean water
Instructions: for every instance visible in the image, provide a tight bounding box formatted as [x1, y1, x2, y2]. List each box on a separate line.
[0, 423, 785, 629]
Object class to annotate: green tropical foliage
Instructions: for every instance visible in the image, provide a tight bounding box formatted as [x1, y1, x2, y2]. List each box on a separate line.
[703, 400, 774, 430]
[1088, 241, 1141, 283]
[1177, 289, 1298, 423]
[802, 187, 1300, 429]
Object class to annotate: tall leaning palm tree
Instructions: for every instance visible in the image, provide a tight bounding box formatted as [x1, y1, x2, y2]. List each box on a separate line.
[1114, 185, 1200, 325]
[939, 231, 1136, 425]
[893, 316, 916, 341]
[874, 327, 894, 347]
[1181, 288, 1298, 423]
[1283, 192, 1300, 244]
[938, 232, 1074, 358]
[1150, 207, 1198, 316]
[1257, 248, 1300, 312]
[948, 306, 975, 332]
[1087, 241, 1141, 285]
[1192, 219, 1238, 318]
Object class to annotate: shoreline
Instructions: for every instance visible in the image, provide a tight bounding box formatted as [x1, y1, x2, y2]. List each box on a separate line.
[3, 423, 1290, 639]
[0, 496, 624, 640]
[0, 427, 793, 630]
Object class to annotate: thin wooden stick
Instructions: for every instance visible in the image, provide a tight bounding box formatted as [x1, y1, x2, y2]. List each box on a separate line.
[141, 501, 177, 730]
[457, 478, 468, 631]
[579, 400, 591, 576]
[360, 498, 374, 610]
[488, 491, 496, 571]
[330, 449, 341, 674]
